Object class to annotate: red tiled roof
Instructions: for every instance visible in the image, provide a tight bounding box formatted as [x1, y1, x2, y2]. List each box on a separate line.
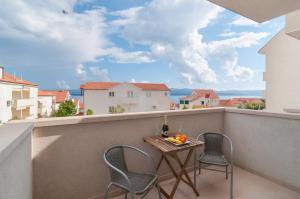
[0, 71, 37, 86]
[220, 98, 263, 107]
[80, 82, 170, 91]
[38, 90, 56, 96]
[181, 89, 219, 101]
[38, 90, 69, 103]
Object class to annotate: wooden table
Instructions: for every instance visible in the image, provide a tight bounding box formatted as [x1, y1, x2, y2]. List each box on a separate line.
[144, 135, 203, 199]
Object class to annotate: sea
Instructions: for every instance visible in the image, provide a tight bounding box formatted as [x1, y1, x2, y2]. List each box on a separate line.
[70, 89, 263, 103]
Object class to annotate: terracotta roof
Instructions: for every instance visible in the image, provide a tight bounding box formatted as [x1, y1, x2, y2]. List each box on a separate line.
[0, 71, 37, 86]
[38, 90, 69, 103]
[220, 98, 263, 107]
[38, 90, 56, 96]
[80, 82, 170, 91]
[181, 89, 219, 101]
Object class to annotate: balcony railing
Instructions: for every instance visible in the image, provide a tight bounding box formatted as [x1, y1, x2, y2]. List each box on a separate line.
[1, 108, 300, 199]
[12, 98, 35, 110]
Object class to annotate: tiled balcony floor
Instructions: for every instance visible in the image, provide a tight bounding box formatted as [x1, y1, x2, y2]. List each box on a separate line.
[113, 167, 300, 199]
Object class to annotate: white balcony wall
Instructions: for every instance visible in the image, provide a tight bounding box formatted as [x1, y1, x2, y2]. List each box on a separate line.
[32, 109, 223, 199]
[224, 109, 300, 191]
[0, 123, 33, 199]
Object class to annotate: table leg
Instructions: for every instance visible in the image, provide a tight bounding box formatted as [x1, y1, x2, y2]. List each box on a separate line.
[156, 149, 199, 199]
[173, 150, 199, 196]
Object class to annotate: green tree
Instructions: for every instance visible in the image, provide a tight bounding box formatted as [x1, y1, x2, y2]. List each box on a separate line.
[237, 101, 265, 110]
[182, 105, 188, 110]
[54, 100, 77, 117]
[86, 109, 94, 115]
[109, 105, 125, 113]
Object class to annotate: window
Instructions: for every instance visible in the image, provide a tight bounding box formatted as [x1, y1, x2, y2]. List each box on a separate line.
[146, 91, 151, 97]
[109, 91, 114, 97]
[201, 101, 204, 105]
[127, 91, 134, 97]
[6, 100, 11, 107]
[164, 92, 168, 96]
[152, 105, 157, 110]
[180, 100, 189, 105]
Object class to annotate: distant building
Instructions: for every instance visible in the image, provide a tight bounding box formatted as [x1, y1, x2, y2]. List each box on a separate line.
[179, 89, 219, 109]
[220, 98, 263, 107]
[80, 82, 171, 114]
[51, 90, 70, 111]
[38, 90, 70, 118]
[38, 90, 56, 117]
[0, 66, 38, 123]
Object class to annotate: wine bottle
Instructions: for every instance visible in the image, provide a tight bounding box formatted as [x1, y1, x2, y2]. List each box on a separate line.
[161, 115, 169, 137]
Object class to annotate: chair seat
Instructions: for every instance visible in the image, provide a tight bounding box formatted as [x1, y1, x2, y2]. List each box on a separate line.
[115, 172, 157, 194]
[198, 153, 229, 166]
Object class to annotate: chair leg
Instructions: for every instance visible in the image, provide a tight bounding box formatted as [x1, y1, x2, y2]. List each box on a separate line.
[226, 165, 228, 180]
[156, 181, 162, 199]
[104, 183, 112, 199]
[230, 164, 234, 199]
[194, 151, 197, 186]
[124, 192, 127, 199]
[128, 192, 134, 199]
[199, 162, 201, 174]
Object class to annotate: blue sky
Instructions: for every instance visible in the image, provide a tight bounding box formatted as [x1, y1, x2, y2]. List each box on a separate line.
[0, 0, 284, 90]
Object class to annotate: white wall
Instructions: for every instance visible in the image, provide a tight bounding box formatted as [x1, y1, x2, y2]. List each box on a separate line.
[83, 83, 171, 114]
[0, 123, 33, 199]
[261, 29, 300, 112]
[0, 83, 13, 123]
[0, 83, 38, 123]
[38, 96, 54, 117]
[224, 109, 300, 191]
[29, 87, 38, 119]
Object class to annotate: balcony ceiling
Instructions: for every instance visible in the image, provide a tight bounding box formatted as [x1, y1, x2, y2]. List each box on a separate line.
[208, 0, 300, 22]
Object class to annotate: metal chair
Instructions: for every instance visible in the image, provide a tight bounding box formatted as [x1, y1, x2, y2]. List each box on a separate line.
[103, 145, 162, 199]
[194, 132, 233, 199]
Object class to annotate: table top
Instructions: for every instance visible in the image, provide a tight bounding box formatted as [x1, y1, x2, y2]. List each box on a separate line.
[144, 135, 203, 153]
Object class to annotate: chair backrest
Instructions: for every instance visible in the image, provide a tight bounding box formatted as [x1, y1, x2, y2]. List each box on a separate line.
[203, 132, 224, 155]
[104, 146, 128, 179]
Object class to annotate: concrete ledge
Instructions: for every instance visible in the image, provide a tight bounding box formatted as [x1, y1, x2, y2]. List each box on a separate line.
[30, 108, 225, 127]
[225, 107, 300, 120]
[0, 122, 33, 163]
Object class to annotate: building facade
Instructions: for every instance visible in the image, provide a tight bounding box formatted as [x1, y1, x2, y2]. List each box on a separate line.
[260, 15, 300, 112]
[38, 90, 56, 117]
[80, 82, 171, 114]
[0, 67, 38, 123]
[179, 89, 219, 109]
[38, 90, 70, 117]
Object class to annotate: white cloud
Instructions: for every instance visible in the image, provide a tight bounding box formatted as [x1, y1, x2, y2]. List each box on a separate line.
[231, 16, 269, 27]
[113, 0, 223, 84]
[56, 80, 70, 90]
[105, 47, 154, 63]
[89, 66, 110, 81]
[0, 0, 109, 69]
[207, 32, 269, 80]
[0, 0, 153, 82]
[131, 78, 136, 83]
[75, 64, 88, 81]
[113, 0, 268, 83]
